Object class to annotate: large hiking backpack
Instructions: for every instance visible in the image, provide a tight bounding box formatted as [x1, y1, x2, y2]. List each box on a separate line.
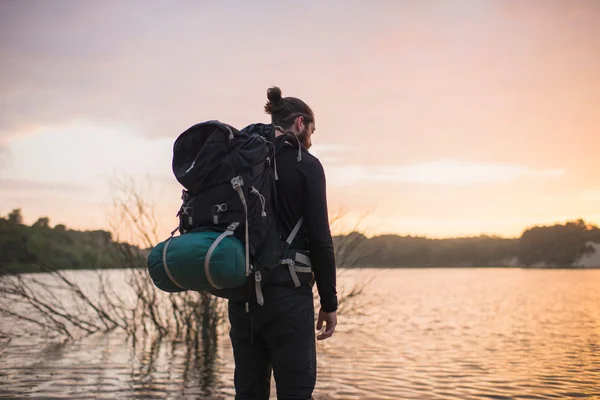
[146, 121, 307, 304]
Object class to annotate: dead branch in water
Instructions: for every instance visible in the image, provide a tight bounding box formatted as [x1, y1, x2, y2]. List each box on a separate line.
[0, 174, 372, 344]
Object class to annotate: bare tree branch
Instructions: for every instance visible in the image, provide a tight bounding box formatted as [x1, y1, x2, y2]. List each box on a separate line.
[1, 174, 372, 349]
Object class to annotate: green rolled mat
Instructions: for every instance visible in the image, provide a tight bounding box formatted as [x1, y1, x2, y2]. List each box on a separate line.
[147, 230, 247, 293]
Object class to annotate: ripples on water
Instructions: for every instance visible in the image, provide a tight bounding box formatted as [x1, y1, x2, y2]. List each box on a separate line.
[1, 268, 600, 399]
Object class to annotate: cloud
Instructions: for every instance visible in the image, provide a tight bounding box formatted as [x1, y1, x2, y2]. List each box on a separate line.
[0, 1, 388, 140]
[1, 0, 599, 174]
[309, 144, 349, 164]
[0, 3, 247, 138]
[498, 0, 600, 19]
[0, 141, 9, 171]
[325, 159, 565, 187]
[0, 178, 91, 193]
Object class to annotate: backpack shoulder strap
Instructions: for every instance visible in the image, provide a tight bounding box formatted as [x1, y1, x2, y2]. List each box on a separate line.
[286, 217, 304, 245]
[274, 133, 303, 162]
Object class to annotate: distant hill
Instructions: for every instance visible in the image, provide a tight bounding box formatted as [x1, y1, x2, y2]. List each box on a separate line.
[334, 233, 520, 268]
[334, 220, 600, 268]
[1, 208, 599, 274]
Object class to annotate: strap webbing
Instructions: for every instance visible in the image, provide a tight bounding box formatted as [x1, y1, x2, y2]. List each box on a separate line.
[232, 176, 250, 276]
[273, 127, 303, 162]
[204, 223, 238, 290]
[282, 252, 313, 288]
[287, 265, 313, 288]
[286, 217, 304, 245]
[294, 252, 312, 268]
[162, 227, 186, 290]
[293, 265, 312, 274]
[288, 264, 301, 287]
[283, 219, 308, 288]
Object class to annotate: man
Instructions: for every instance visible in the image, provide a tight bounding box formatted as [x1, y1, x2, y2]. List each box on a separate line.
[227, 86, 338, 399]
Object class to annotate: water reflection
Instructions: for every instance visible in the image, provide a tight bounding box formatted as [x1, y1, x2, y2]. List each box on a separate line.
[126, 330, 223, 399]
[181, 330, 220, 398]
[0, 327, 228, 399]
[1, 268, 600, 399]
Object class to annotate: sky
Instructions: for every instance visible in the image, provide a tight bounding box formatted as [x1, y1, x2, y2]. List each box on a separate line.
[1, 0, 599, 240]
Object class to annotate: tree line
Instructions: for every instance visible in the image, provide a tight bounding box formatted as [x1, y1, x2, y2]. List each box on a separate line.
[0, 209, 134, 274]
[1, 208, 599, 274]
[336, 219, 600, 268]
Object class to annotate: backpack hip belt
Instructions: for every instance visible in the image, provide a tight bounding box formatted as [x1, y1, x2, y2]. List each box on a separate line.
[279, 217, 313, 288]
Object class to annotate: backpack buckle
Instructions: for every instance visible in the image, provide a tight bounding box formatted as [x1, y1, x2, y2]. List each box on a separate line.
[227, 222, 239, 231]
[231, 176, 244, 189]
[212, 203, 227, 213]
[181, 206, 192, 215]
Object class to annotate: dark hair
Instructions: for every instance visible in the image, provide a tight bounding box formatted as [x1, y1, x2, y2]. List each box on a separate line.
[264, 86, 314, 129]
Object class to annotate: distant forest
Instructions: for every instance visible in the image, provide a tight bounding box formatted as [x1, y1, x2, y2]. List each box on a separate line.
[0, 209, 137, 274]
[1, 208, 599, 274]
[338, 222, 600, 268]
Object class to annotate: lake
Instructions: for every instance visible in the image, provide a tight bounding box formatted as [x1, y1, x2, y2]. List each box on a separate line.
[1, 268, 599, 399]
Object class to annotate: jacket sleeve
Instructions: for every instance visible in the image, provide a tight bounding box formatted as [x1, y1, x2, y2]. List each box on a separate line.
[302, 159, 338, 312]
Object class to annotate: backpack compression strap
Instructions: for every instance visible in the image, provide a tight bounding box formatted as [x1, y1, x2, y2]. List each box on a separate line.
[162, 226, 187, 290]
[204, 222, 240, 290]
[231, 176, 250, 277]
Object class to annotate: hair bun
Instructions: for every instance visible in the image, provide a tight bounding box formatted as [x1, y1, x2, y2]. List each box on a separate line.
[267, 86, 282, 103]
[264, 86, 284, 115]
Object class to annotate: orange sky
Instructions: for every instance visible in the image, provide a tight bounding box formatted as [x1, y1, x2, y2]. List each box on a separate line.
[1, 0, 599, 240]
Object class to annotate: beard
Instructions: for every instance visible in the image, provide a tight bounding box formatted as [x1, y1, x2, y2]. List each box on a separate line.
[296, 126, 312, 149]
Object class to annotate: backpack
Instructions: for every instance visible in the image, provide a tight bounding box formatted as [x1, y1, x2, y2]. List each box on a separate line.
[146, 120, 309, 305]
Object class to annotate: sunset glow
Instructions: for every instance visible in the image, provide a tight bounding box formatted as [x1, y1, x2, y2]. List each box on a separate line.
[1, 0, 599, 240]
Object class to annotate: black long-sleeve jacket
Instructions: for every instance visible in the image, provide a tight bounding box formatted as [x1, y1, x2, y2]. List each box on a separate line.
[274, 137, 338, 312]
[243, 123, 338, 312]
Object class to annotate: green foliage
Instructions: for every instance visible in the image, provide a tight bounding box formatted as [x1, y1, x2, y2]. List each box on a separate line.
[7, 209, 23, 225]
[342, 234, 519, 268]
[1, 208, 598, 272]
[0, 209, 121, 274]
[335, 220, 600, 268]
[518, 219, 600, 267]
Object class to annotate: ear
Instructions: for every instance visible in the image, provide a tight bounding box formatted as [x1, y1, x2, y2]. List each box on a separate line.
[294, 115, 305, 131]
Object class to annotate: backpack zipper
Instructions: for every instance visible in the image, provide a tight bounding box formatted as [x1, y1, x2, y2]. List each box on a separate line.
[250, 186, 267, 217]
[254, 271, 264, 306]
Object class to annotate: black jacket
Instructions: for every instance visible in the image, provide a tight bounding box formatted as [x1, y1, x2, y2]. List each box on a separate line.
[243, 123, 338, 313]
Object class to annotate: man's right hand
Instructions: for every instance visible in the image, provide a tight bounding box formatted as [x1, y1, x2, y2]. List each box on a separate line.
[316, 308, 337, 340]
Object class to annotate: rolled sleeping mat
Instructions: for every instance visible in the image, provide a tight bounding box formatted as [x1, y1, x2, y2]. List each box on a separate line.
[147, 229, 247, 293]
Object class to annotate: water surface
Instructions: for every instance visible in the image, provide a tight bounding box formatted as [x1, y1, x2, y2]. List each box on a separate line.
[1, 268, 599, 399]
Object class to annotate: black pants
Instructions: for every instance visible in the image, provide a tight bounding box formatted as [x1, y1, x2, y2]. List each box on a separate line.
[227, 283, 316, 400]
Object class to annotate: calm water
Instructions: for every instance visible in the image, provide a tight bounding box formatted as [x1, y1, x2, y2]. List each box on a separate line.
[1, 268, 599, 399]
